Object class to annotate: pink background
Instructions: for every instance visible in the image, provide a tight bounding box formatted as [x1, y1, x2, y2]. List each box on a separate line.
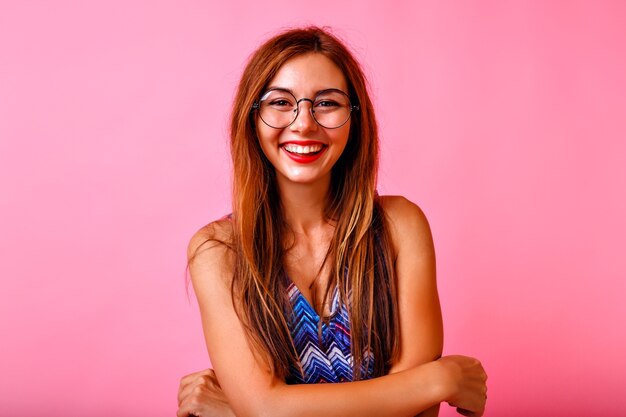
[1, 1, 625, 416]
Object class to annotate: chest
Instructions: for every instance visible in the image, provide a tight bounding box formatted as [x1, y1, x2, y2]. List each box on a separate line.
[282, 238, 334, 317]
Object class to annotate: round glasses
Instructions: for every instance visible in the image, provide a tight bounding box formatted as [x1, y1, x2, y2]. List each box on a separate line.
[252, 88, 359, 129]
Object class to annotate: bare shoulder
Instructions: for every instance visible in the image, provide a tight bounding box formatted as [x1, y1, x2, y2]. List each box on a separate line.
[188, 217, 234, 259]
[185, 219, 282, 414]
[378, 195, 433, 256]
[379, 195, 430, 226]
[187, 218, 235, 289]
[380, 196, 442, 374]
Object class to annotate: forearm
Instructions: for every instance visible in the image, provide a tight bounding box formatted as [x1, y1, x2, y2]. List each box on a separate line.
[260, 361, 448, 417]
[415, 404, 440, 417]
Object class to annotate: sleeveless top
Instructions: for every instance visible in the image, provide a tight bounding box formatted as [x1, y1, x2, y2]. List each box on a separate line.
[219, 213, 379, 383]
[284, 276, 375, 384]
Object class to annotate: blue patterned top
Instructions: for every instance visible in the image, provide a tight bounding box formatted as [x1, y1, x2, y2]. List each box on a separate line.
[284, 278, 375, 384]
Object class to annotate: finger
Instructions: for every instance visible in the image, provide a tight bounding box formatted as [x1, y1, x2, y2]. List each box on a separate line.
[205, 369, 222, 388]
[456, 408, 476, 417]
[179, 379, 229, 410]
[180, 369, 216, 389]
[179, 379, 207, 406]
[179, 374, 222, 405]
[178, 378, 200, 406]
[176, 401, 197, 417]
[178, 389, 230, 417]
[178, 370, 217, 404]
[177, 392, 206, 417]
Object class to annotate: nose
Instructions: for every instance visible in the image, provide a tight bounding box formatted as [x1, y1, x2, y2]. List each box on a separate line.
[289, 98, 318, 133]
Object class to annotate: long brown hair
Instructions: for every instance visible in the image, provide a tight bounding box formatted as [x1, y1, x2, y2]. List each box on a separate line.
[217, 26, 398, 380]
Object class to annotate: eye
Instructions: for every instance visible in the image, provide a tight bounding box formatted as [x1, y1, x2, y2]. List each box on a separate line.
[270, 99, 293, 107]
[314, 90, 350, 109]
[260, 89, 296, 110]
[315, 99, 340, 108]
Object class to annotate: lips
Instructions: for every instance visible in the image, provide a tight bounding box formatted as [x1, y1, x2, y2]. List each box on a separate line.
[280, 141, 327, 164]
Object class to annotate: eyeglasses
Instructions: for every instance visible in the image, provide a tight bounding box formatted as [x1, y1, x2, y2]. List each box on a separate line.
[252, 88, 359, 129]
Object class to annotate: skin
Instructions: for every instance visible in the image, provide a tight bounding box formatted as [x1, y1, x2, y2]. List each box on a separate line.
[255, 53, 352, 312]
[177, 53, 487, 417]
[257, 53, 351, 192]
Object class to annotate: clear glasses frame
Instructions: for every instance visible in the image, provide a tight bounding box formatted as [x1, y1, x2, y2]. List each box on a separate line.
[252, 88, 360, 129]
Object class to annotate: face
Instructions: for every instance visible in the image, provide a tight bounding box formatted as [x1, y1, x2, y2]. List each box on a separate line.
[255, 53, 351, 188]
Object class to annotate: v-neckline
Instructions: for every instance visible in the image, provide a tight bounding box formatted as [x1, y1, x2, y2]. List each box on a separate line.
[285, 274, 340, 320]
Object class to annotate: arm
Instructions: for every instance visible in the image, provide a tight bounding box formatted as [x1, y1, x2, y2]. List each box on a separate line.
[382, 197, 489, 417]
[178, 369, 235, 417]
[187, 220, 485, 417]
[383, 196, 443, 417]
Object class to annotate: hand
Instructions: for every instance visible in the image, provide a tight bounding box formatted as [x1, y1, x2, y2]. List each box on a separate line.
[177, 368, 235, 417]
[437, 355, 488, 417]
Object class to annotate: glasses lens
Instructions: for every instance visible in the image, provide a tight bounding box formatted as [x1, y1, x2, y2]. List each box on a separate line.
[312, 90, 352, 129]
[259, 89, 297, 128]
[257, 89, 354, 129]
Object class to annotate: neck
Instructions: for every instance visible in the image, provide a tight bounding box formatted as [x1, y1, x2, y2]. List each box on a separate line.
[276, 175, 333, 235]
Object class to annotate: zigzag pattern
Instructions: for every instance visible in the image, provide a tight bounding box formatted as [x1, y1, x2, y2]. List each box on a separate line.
[285, 280, 375, 384]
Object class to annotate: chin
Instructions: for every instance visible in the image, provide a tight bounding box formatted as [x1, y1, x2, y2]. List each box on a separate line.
[277, 170, 330, 186]
[285, 176, 321, 185]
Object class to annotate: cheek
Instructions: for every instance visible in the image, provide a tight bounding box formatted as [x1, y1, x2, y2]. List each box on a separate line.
[334, 123, 351, 148]
[256, 125, 282, 160]
[256, 123, 270, 145]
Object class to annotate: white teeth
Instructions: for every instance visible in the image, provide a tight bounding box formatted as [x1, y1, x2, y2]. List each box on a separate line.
[283, 144, 323, 154]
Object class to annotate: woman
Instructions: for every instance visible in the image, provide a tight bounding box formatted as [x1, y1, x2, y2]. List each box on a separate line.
[178, 27, 487, 417]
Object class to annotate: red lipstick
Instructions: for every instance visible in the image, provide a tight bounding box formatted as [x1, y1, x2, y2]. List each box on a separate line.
[280, 141, 327, 164]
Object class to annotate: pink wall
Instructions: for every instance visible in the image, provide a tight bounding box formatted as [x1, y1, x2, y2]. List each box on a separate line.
[1, 1, 624, 416]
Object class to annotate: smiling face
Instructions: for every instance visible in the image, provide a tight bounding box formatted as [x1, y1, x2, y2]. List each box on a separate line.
[255, 53, 351, 189]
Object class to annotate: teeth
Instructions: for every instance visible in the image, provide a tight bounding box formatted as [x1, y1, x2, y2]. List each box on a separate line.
[283, 144, 323, 154]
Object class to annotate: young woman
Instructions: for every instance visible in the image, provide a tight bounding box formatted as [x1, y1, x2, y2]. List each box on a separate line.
[177, 27, 487, 417]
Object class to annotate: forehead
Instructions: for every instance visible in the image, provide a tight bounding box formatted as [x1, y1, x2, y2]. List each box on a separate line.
[267, 53, 348, 95]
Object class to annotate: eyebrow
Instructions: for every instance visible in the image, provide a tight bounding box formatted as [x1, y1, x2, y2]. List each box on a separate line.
[265, 86, 348, 96]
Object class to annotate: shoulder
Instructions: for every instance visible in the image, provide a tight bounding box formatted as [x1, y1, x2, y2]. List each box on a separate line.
[379, 195, 430, 228]
[187, 217, 234, 259]
[378, 195, 433, 258]
[380, 196, 442, 373]
[187, 217, 235, 289]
